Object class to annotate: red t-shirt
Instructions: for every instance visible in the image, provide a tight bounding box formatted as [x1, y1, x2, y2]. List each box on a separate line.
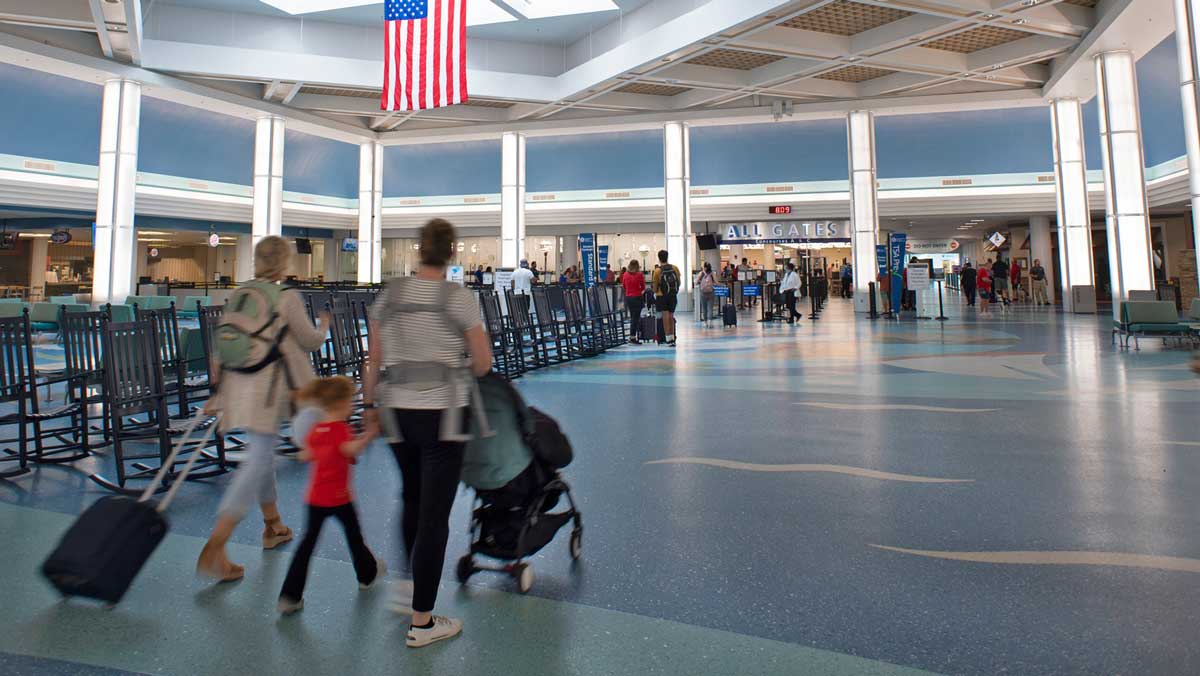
[622, 271, 646, 298]
[977, 268, 992, 292]
[305, 421, 355, 507]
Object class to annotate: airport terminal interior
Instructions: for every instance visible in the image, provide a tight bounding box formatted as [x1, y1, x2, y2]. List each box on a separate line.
[1, 0, 1200, 674]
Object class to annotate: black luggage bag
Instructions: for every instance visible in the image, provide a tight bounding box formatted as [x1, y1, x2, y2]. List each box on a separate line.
[656, 316, 666, 344]
[41, 414, 217, 605]
[722, 303, 738, 327]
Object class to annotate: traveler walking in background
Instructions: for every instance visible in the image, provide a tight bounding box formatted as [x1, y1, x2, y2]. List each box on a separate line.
[473, 265, 484, 286]
[1010, 259, 1025, 303]
[991, 257, 1009, 305]
[1031, 259, 1049, 306]
[780, 262, 802, 323]
[840, 261, 853, 298]
[977, 263, 993, 314]
[960, 261, 977, 307]
[653, 250, 681, 347]
[197, 236, 330, 583]
[529, 261, 540, 283]
[623, 260, 647, 343]
[512, 260, 534, 296]
[696, 262, 716, 324]
[277, 376, 385, 615]
[362, 218, 494, 649]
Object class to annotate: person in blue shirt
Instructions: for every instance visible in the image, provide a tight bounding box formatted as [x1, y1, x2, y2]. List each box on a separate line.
[840, 261, 853, 298]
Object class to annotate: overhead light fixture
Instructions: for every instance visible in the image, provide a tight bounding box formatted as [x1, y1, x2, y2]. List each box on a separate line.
[1012, 18, 1028, 25]
[19, 233, 52, 238]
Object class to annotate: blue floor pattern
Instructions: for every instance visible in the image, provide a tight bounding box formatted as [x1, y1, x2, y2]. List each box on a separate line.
[2, 296, 1199, 675]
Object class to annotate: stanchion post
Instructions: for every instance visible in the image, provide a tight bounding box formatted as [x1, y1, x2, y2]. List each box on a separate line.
[868, 282, 878, 319]
[936, 279, 947, 321]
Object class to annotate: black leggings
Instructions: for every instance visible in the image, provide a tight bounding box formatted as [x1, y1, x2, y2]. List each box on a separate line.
[280, 502, 377, 601]
[389, 408, 466, 614]
[625, 296, 645, 339]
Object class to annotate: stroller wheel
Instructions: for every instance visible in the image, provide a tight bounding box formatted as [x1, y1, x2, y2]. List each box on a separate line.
[514, 563, 534, 594]
[456, 556, 475, 584]
[569, 529, 582, 561]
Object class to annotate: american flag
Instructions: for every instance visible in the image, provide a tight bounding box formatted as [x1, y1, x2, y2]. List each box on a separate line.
[382, 0, 468, 111]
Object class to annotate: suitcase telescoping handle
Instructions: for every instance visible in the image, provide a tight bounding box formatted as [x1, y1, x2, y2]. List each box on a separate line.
[138, 413, 220, 512]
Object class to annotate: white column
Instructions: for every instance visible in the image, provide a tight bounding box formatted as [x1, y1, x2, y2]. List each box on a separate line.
[847, 110, 879, 313]
[357, 141, 383, 284]
[253, 116, 285, 244]
[1050, 98, 1095, 313]
[323, 239, 341, 282]
[500, 131, 526, 269]
[234, 234, 254, 282]
[1096, 51, 1156, 319]
[664, 121, 692, 292]
[1175, 0, 1200, 293]
[1029, 215, 1056, 304]
[91, 79, 140, 305]
[29, 237, 48, 300]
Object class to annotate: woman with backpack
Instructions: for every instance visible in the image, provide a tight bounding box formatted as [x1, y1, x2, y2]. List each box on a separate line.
[362, 218, 493, 648]
[696, 262, 716, 325]
[197, 236, 331, 583]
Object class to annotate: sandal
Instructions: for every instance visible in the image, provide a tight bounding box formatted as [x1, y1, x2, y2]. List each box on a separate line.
[262, 517, 294, 550]
[196, 544, 245, 583]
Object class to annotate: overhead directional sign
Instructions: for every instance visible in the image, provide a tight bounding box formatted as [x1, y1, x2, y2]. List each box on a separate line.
[989, 232, 1007, 248]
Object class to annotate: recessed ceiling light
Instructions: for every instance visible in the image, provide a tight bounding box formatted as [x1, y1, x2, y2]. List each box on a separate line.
[1012, 18, 1028, 25]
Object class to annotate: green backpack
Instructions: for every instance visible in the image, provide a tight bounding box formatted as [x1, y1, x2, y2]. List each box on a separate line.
[214, 280, 288, 373]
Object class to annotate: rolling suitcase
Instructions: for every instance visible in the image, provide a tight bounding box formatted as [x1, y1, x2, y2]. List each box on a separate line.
[722, 303, 738, 327]
[656, 316, 666, 344]
[639, 309, 656, 344]
[41, 414, 218, 605]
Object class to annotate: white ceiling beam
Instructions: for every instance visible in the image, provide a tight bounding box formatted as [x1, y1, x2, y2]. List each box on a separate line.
[578, 92, 676, 111]
[851, 14, 966, 56]
[0, 0, 94, 31]
[748, 57, 834, 87]
[967, 34, 1075, 73]
[858, 72, 948, 98]
[730, 26, 849, 60]
[263, 79, 282, 101]
[763, 77, 859, 99]
[139, 38, 563, 101]
[652, 62, 750, 88]
[123, 0, 142, 65]
[85, 0, 113, 58]
[289, 93, 515, 123]
[1017, 3, 1094, 33]
[281, 81, 304, 104]
[378, 88, 1046, 145]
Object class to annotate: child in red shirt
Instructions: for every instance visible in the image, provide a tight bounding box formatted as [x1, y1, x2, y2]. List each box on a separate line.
[278, 376, 384, 614]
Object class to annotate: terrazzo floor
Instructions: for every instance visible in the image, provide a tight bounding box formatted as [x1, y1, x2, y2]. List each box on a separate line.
[3, 294, 1199, 675]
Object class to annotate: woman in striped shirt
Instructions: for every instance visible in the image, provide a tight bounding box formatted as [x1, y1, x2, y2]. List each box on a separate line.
[362, 218, 492, 648]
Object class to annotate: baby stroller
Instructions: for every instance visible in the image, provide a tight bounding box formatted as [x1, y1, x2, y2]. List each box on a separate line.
[457, 373, 582, 593]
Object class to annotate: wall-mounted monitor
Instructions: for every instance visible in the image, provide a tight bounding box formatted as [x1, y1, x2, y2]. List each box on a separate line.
[295, 238, 313, 254]
[696, 234, 718, 250]
[0, 233, 16, 250]
[341, 237, 359, 253]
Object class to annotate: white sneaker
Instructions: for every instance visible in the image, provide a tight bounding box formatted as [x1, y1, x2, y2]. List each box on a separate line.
[277, 596, 304, 615]
[359, 554, 387, 590]
[389, 579, 415, 615]
[406, 616, 462, 648]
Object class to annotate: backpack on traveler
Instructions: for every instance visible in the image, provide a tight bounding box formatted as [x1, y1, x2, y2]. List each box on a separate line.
[699, 271, 715, 294]
[658, 265, 680, 296]
[213, 280, 289, 373]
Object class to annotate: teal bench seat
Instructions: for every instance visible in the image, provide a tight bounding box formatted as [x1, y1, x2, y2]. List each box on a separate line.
[177, 296, 212, 318]
[1113, 300, 1190, 350]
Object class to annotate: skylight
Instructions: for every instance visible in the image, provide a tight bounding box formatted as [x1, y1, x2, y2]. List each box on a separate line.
[257, 0, 618, 24]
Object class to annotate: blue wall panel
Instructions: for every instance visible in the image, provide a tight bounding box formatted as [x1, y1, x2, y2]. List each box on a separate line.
[138, 97, 254, 185]
[1137, 34, 1186, 167]
[383, 140, 500, 197]
[0, 63, 101, 165]
[877, 108, 1053, 178]
[283, 130, 359, 199]
[691, 120, 848, 185]
[527, 130, 662, 191]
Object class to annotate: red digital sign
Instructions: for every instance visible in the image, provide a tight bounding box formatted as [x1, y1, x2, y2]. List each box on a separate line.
[768, 205, 792, 215]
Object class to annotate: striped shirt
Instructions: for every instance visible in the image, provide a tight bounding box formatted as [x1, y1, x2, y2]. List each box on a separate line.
[370, 279, 483, 410]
